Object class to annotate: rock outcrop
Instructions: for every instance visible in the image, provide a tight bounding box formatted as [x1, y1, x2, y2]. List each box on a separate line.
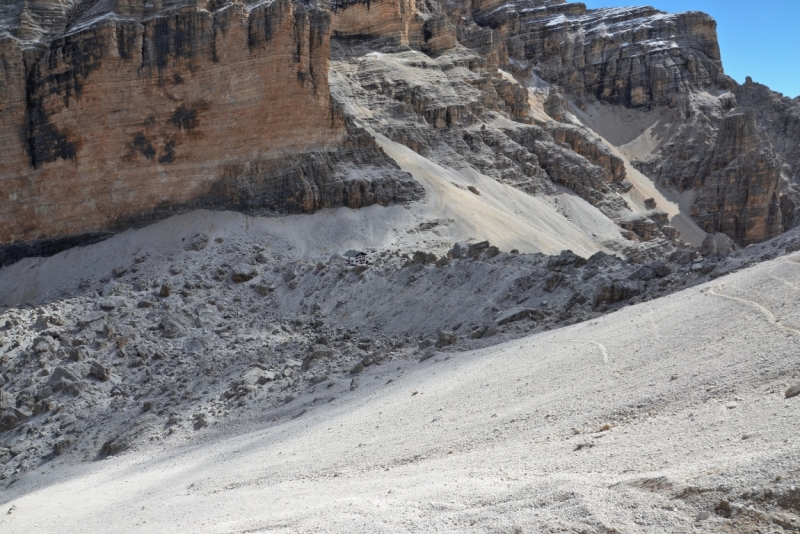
[463, 0, 797, 245]
[1, 0, 798, 257]
[0, 0, 420, 260]
[475, 2, 731, 107]
[636, 106, 785, 243]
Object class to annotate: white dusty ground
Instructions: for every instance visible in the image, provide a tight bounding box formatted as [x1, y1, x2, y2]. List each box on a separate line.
[3, 250, 799, 533]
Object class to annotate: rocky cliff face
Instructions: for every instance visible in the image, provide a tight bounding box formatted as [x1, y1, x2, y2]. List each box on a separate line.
[0, 0, 421, 259]
[636, 105, 785, 243]
[467, 0, 798, 245]
[0, 0, 798, 258]
[476, 3, 730, 107]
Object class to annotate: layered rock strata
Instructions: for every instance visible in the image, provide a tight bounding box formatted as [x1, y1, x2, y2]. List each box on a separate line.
[475, 2, 730, 107]
[0, 0, 420, 260]
[467, 1, 798, 245]
[636, 106, 784, 243]
[2, 0, 799, 258]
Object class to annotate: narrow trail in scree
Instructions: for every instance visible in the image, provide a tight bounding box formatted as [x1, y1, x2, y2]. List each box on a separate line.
[649, 308, 661, 340]
[708, 284, 800, 335]
[512, 339, 612, 365]
[767, 272, 800, 291]
[591, 341, 609, 364]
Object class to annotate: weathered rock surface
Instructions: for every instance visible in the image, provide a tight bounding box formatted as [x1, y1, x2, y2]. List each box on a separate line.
[459, 0, 798, 245]
[0, 214, 798, 488]
[1, 0, 799, 255]
[0, 0, 421, 262]
[486, 4, 730, 107]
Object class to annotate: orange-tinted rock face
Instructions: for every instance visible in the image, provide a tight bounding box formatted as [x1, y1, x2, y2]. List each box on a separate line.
[329, 0, 456, 56]
[0, 38, 28, 182]
[1, 0, 342, 246]
[331, 0, 414, 44]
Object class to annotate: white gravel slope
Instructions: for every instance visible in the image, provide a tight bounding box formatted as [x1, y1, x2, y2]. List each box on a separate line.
[2, 253, 800, 533]
[0, 130, 627, 307]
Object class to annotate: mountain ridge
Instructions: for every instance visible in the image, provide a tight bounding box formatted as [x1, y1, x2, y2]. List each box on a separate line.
[0, 0, 798, 263]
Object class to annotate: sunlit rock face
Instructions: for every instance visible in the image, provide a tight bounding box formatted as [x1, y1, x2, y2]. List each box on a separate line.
[0, 0, 421, 258]
[0, 0, 798, 258]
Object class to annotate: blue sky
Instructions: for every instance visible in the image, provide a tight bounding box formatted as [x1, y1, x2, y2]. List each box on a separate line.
[580, 0, 800, 98]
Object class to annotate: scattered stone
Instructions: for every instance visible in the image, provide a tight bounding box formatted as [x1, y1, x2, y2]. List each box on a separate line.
[33, 337, 52, 354]
[409, 250, 437, 265]
[309, 375, 328, 385]
[701, 232, 735, 257]
[284, 358, 302, 369]
[283, 269, 297, 283]
[544, 272, 562, 292]
[592, 278, 643, 309]
[436, 330, 457, 348]
[53, 438, 72, 456]
[99, 300, 117, 311]
[467, 185, 481, 195]
[785, 384, 800, 399]
[650, 260, 673, 278]
[185, 233, 209, 251]
[232, 264, 258, 283]
[193, 414, 208, 430]
[694, 511, 710, 522]
[714, 500, 733, 518]
[496, 308, 542, 326]
[77, 312, 106, 329]
[243, 368, 276, 385]
[548, 250, 586, 269]
[48, 366, 80, 387]
[159, 314, 190, 339]
[484, 246, 500, 259]
[469, 324, 498, 339]
[99, 435, 133, 457]
[252, 282, 276, 296]
[448, 242, 468, 259]
[159, 284, 171, 298]
[467, 241, 490, 259]
[419, 350, 436, 362]
[669, 248, 696, 265]
[771, 511, 800, 530]
[349, 378, 359, 391]
[88, 360, 111, 381]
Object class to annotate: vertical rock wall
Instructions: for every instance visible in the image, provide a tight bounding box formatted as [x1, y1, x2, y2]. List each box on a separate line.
[0, 0, 344, 247]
